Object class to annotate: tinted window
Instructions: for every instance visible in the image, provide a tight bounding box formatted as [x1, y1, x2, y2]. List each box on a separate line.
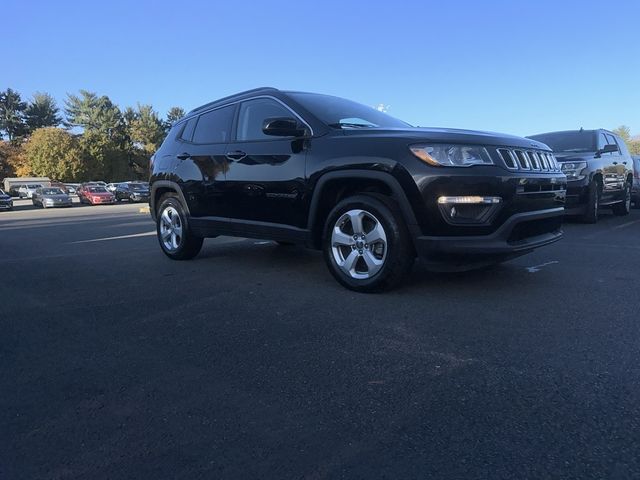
[180, 117, 197, 142]
[605, 134, 620, 153]
[288, 92, 410, 129]
[528, 131, 597, 153]
[237, 99, 294, 141]
[598, 133, 609, 150]
[192, 106, 235, 144]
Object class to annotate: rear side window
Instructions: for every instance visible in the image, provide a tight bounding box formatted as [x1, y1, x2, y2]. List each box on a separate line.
[180, 118, 197, 142]
[237, 98, 293, 141]
[192, 105, 235, 144]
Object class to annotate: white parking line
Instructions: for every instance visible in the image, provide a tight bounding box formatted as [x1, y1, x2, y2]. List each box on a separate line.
[70, 231, 156, 244]
[525, 261, 559, 273]
[612, 219, 640, 230]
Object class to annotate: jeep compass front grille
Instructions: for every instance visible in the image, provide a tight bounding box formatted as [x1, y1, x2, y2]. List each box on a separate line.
[497, 149, 560, 173]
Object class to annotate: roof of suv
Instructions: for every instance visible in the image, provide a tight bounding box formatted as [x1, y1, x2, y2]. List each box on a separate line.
[187, 87, 280, 116]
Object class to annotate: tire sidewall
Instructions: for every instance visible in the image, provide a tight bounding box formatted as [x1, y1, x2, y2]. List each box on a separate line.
[323, 195, 409, 292]
[156, 196, 188, 257]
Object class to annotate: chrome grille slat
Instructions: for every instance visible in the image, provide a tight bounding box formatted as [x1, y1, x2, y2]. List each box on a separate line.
[496, 148, 560, 173]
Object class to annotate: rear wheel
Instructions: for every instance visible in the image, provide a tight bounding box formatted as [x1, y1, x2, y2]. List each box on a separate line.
[581, 179, 600, 224]
[612, 182, 632, 216]
[156, 193, 203, 260]
[323, 195, 414, 293]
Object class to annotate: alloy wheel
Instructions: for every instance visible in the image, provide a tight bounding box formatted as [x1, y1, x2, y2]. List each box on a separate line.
[331, 209, 387, 280]
[159, 206, 183, 252]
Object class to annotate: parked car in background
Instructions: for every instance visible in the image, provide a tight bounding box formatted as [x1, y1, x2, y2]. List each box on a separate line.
[32, 187, 73, 209]
[0, 189, 13, 211]
[64, 184, 79, 195]
[527, 129, 633, 223]
[150, 87, 566, 292]
[18, 184, 44, 199]
[78, 185, 115, 205]
[632, 155, 640, 208]
[115, 182, 150, 202]
[106, 183, 120, 192]
[8, 185, 24, 197]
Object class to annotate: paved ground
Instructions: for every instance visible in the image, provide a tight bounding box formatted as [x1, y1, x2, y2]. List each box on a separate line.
[1, 199, 640, 479]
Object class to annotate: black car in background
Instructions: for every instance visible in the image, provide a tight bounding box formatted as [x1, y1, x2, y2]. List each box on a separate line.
[0, 189, 13, 210]
[528, 129, 633, 223]
[149, 88, 566, 292]
[114, 182, 150, 202]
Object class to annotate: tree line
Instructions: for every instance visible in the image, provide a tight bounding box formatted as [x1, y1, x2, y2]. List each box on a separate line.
[0, 87, 185, 182]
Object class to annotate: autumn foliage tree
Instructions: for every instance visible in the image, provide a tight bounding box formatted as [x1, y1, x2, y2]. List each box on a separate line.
[23, 128, 86, 180]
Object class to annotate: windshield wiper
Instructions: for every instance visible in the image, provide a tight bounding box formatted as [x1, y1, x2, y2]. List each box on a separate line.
[328, 122, 375, 129]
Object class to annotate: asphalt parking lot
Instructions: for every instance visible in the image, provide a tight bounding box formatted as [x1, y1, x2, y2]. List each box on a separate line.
[1, 200, 640, 479]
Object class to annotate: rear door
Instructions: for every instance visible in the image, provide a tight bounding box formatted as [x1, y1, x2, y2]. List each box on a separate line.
[223, 97, 308, 228]
[606, 133, 626, 195]
[172, 104, 236, 218]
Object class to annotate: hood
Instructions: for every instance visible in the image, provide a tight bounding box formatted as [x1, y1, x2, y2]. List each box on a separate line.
[0, 193, 10, 200]
[42, 194, 71, 200]
[90, 192, 113, 196]
[553, 151, 596, 162]
[339, 127, 550, 150]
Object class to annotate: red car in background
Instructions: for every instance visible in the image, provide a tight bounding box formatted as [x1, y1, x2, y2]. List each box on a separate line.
[78, 185, 115, 205]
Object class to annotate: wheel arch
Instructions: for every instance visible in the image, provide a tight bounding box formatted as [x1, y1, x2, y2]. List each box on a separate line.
[150, 180, 190, 220]
[307, 170, 419, 249]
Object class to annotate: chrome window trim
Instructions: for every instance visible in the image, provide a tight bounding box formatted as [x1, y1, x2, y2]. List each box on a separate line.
[180, 95, 315, 138]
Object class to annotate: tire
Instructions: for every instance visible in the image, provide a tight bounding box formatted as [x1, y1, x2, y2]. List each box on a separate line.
[612, 182, 632, 216]
[156, 193, 203, 260]
[581, 179, 600, 224]
[323, 194, 414, 293]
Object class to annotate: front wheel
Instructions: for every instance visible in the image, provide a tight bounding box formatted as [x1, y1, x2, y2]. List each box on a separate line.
[323, 195, 414, 293]
[156, 194, 203, 260]
[612, 183, 631, 216]
[581, 180, 600, 224]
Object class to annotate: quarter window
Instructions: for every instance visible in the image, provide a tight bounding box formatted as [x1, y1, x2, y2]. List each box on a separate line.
[237, 98, 295, 141]
[605, 134, 620, 154]
[180, 117, 197, 142]
[192, 105, 235, 144]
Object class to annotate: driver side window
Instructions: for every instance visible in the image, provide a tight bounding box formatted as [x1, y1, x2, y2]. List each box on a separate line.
[237, 98, 293, 142]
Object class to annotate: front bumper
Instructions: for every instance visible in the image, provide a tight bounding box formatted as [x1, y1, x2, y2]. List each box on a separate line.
[415, 207, 564, 259]
[130, 194, 150, 202]
[0, 201, 13, 210]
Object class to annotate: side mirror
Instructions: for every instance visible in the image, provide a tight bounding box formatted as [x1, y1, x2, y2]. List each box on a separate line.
[262, 117, 308, 137]
[598, 144, 618, 155]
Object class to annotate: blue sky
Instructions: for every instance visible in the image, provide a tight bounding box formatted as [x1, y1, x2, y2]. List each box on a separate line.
[3, 0, 640, 136]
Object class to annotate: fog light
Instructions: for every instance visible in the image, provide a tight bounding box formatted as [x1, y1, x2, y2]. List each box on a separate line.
[437, 196, 502, 224]
[437, 196, 502, 204]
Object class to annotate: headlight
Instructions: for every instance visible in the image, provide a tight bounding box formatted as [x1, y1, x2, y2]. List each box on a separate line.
[560, 161, 587, 180]
[410, 144, 493, 167]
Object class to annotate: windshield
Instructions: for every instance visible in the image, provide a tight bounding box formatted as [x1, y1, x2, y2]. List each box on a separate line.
[528, 131, 596, 153]
[288, 92, 411, 129]
[43, 188, 64, 195]
[27, 184, 42, 189]
[88, 187, 108, 193]
[0, 189, 6, 195]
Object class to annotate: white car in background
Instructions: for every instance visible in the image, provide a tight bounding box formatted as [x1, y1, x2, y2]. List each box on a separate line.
[18, 184, 43, 199]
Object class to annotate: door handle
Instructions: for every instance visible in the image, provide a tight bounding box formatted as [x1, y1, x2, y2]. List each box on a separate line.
[177, 152, 191, 160]
[226, 150, 247, 160]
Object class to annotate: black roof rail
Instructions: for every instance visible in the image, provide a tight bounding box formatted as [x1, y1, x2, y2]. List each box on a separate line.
[187, 87, 280, 115]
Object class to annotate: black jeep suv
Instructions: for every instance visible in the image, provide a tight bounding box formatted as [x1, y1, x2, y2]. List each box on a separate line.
[150, 88, 566, 292]
[528, 129, 634, 223]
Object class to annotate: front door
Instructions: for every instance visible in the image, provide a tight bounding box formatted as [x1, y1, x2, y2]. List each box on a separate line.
[224, 98, 308, 228]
